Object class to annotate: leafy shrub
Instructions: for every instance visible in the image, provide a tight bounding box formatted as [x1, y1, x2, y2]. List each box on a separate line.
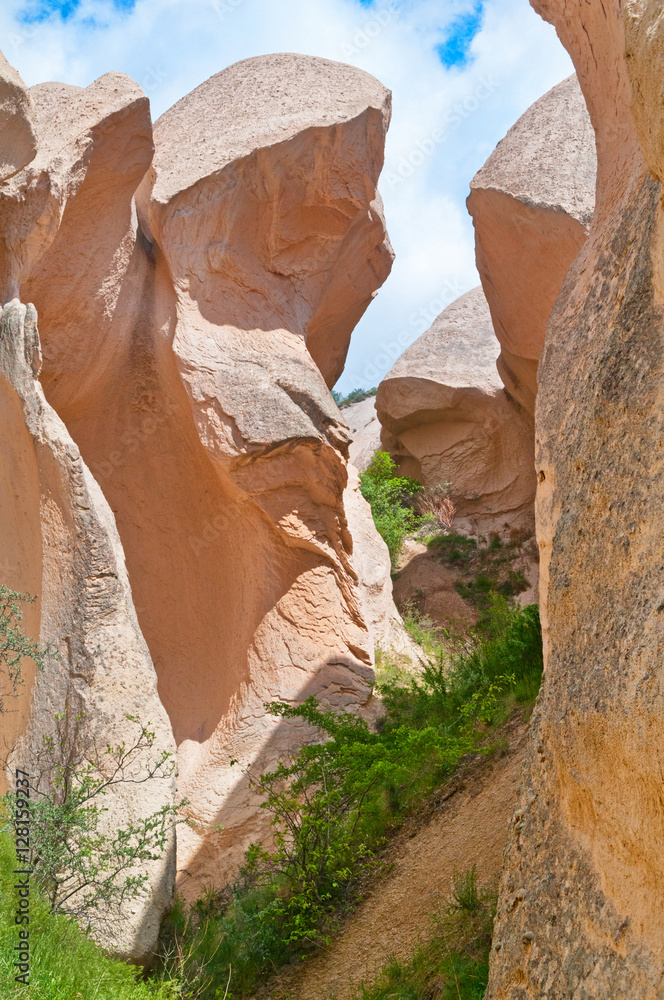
[360, 452, 423, 563]
[380, 597, 543, 733]
[157, 699, 477, 998]
[0, 586, 48, 713]
[9, 712, 182, 929]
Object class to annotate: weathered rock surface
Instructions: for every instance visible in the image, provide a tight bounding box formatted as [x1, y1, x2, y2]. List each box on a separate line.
[137, 53, 393, 390]
[0, 49, 404, 902]
[0, 300, 175, 961]
[467, 74, 596, 414]
[344, 395, 382, 471]
[0, 52, 36, 182]
[486, 2, 664, 997]
[376, 287, 536, 534]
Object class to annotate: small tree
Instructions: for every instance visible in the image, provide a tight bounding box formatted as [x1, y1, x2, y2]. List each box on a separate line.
[14, 711, 182, 927]
[0, 585, 48, 713]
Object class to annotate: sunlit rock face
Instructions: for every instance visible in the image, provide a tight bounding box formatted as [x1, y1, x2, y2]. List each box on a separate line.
[376, 287, 536, 535]
[0, 300, 176, 963]
[467, 73, 596, 415]
[0, 47, 405, 910]
[486, 2, 664, 997]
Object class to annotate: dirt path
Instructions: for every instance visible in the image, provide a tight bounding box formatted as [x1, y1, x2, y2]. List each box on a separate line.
[281, 720, 528, 1000]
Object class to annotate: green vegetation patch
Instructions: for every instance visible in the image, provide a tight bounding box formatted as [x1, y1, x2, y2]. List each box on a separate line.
[0, 831, 172, 1000]
[331, 387, 378, 408]
[356, 867, 495, 1000]
[359, 452, 423, 564]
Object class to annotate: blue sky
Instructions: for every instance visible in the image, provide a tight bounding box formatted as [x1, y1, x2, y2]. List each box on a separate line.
[2, 0, 573, 392]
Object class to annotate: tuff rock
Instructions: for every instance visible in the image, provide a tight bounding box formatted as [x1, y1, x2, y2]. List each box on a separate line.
[0, 50, 407, 926]
[467, 74, 596, 414]
[0, 300, 175, 962]
[376, 287, 536, 534]
[486, 1, 664, 997]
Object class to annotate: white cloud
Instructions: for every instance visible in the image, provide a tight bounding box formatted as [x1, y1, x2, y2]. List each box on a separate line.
[1, 0, 573, 391]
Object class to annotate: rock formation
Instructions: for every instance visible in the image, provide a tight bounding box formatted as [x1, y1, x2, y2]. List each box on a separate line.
[486, 1, 664, 996]
[0, 48, 406, 924]
[467, 74, 596, 414]
[0, 51, 36, 182]
[345, 395, 382, 471]
[376, 287, 536, 534]
[0, 300, 175, 962]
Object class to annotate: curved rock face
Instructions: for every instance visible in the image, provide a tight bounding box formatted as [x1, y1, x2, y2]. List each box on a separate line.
[487, 2, 664, 997]
[376, 287, 536, 534]
[0, 50, 401, 899]
[467, 74, 596, 414]
[0, 52, 37, 182]
[0, 301, 175, 962]
[137, 53, 393, 390]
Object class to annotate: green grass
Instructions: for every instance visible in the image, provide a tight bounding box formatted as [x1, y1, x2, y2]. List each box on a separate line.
[331, 387, 378, 408]
[0, 831, 173, 1000]
[355, 868, 495, 1000]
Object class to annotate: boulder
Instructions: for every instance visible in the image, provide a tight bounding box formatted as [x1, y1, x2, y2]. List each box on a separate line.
[376, 287, 536, 534]
[0, 300, 175, 961]
[1, 51, 404, 897]
[486, 2, 664, 997]
[467, 74, 596, 413]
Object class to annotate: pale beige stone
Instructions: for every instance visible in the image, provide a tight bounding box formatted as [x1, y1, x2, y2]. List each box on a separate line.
[0, 49, 37, 182]
[0, 300, 175, 962]
[467, 74, 596, 413]
[376, 287, 536, 534]
[344, 395, 382, 472]
[2, 52, 401, 899]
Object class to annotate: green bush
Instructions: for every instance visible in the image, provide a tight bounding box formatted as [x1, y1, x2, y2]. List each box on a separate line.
[380, 597, 543, 733]
[0, 831, 173, 1000]
[359, 452, 423, 564]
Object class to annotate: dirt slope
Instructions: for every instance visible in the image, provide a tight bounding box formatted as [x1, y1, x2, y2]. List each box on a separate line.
[282, 720, 528, 1000]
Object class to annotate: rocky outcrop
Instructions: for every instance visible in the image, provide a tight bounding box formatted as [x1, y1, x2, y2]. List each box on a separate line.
[0, 49, 403, 904]
[0, 52, 36, 182]
[345, 395, 382, 471]
[0, 301, 175, 961]
[486, 2, 664, 997]
[467, 74, 596, 414]
[376, 287, 536, 534]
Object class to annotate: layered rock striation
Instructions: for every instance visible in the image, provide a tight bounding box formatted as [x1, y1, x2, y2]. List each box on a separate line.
[467, 74, 596, 414]
[0, 49, 405, 919]
[0, 300, 175, 962]
[376, 287, 536, 533]
[487, 1, 664, 996]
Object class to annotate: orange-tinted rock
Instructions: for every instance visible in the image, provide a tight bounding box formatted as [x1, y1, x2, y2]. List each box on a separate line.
[137, 53, 393, 390]
[0, 300, 175, 961]
[467, 74, 596, 413]
[4, 52, 402, 898]
[376, 287, 536, 534]
[486, 2, 664, 997]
